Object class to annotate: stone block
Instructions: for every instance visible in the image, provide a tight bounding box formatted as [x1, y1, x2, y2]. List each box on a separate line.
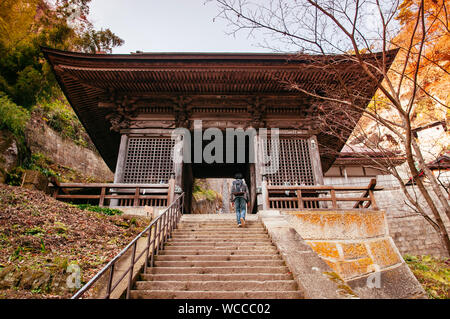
[284, 210, 387, 240]
[307, 241, 340, 259]
[260, 214, 357, 299]
[336, 257, 375, 280]
[368, 238, 402, 269]
[346, 263, 427, 299]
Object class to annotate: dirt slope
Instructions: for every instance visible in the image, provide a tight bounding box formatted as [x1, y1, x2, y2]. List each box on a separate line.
[0, 185, 148, 298]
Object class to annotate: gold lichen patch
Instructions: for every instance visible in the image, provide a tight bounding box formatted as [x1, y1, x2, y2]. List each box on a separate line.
[368, 239, 401, 268]
[341, 243, 368, 260]
[307, 241, 340, 259]
[338, 257, 374, 280]
[323, 259, 341, 274]
[363, 213, 385, 237]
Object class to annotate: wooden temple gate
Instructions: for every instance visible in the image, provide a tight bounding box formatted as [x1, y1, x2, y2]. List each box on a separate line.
[43, 48, 395, 213]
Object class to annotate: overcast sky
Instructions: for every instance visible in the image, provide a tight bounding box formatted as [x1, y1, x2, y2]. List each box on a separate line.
[88, 0, 271, 54]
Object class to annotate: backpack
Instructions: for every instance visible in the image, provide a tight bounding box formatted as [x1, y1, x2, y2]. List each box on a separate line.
[231, 179, 245, 196]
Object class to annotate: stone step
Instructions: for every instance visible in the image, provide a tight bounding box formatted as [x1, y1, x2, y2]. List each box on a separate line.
[176, 227, 265, 232]
[164, 241, 273, 249]
[154, 254, 281, 261]
[130, 290, 303, 299]
[174, 230, 267, 235]
[134, 280, 298, 291]
[177, 223, 264, 227]
[178, 223, 262, 227]
[140, 273, 293, 282]
[170, 235, 270, 240]
[153, 260, 285, 267]
[159, 249, 278, 255]
[167, 238, 273, 243]
[147, 266, 291, 274]
[161, 245, 276, 252]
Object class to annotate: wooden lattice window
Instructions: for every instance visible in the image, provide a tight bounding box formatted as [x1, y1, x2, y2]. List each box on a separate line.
[262, 137, 315, 186]
[122, 137, 175, 184]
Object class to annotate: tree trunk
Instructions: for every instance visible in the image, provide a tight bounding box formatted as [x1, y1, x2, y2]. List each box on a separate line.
[411, 138, 450, 221]
[404, 132, 450, 255]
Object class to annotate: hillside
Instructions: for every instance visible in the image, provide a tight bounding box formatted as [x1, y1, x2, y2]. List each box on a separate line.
[0, 185, 148, 299]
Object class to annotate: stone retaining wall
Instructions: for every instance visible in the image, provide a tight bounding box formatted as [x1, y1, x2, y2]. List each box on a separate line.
[282, 210, 426, 298]
[374, 188, 450, 258]
[25, 118, 113, 182]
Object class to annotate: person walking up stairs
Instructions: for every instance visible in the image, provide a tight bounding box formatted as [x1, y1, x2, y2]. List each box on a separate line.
[230, 173, 249, 228]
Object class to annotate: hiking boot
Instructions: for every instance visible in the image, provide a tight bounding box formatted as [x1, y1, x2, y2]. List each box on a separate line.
[240, 218, 245, 227]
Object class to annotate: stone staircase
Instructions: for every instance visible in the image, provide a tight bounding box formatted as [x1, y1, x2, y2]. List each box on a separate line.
[130, 214, 303, 299]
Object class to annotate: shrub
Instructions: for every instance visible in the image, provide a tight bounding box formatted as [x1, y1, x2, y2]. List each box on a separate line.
[37, 98, 90, 148]
[0, 92, 30, 139]
[74, 204, 123, 216]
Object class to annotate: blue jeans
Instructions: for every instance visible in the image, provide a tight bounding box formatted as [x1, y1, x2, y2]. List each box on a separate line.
[234, 197, 247, 224]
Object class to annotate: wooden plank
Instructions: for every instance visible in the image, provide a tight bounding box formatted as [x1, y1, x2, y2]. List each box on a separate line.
[296, 190, 303, 209]
[167, 177, 175, 206]
[268, 197, 370, 202]
[99, 187, 106, 207]
[330, 189, 337, 209]
[309, 135, 324, 185]
[133, 187, 140, 207]
[57, 183, 169, 188]
[353, 179, 377, 209]
[267, 185, 383, 191]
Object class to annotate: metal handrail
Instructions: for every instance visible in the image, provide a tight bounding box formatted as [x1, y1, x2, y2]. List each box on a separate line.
[71, 193, 185, 299]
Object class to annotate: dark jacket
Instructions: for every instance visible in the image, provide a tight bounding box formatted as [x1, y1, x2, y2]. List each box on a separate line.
[230, 179, 249, 202]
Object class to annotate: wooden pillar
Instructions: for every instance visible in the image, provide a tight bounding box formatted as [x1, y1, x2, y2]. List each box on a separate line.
[254, 134, 264, 211]
[111, 134, 128, 206]
[182, 163, 193, 213]
[308, 135, 326, 208]
[113, 134, 129, 183]
[172, 133, 184, 190]
[261, 175, 269, 211]
[308, 135, 324, 185]
[167, 173, 175, 206]
[249, 163, 257, 214]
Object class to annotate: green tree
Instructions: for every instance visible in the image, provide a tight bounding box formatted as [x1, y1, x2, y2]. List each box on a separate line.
[0, 0, 124, 109]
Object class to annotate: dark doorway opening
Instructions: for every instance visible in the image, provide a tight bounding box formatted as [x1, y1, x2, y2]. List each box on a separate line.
[181, 130, 257, 214]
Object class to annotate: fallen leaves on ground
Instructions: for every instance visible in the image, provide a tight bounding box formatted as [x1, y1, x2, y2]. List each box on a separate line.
[0, 184, 149, 298]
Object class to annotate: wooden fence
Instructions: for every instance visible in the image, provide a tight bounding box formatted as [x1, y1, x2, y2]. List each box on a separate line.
[50, 178, 176, 207]
[263, 178, 381, 210]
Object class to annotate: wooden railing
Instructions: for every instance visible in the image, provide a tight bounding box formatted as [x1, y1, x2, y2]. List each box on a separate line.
[264, 179, 381, 210]
[50, 177, 176, 207]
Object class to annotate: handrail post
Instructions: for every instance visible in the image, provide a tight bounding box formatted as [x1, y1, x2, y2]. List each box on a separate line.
[133, 187, 140, 207]
[330, 189, 337, 209]
[156, 219, 161, 255]
[296, 189, 303, 209]
[144, 225, 152, 273]
[126, 241, 137, 299]
[150, 224, 156, 267]
[367, 179, 378, 210]
[99, 187, 106, 207]
[106, 262, 115, 299]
